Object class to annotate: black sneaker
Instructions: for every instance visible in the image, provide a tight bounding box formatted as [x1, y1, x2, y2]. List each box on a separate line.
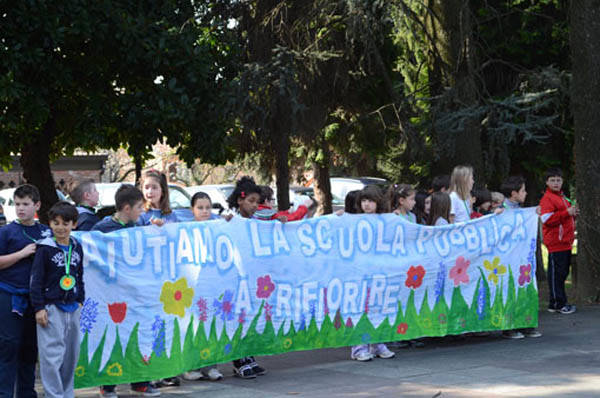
[558, 304, 576, 314]
[233, 363, 256, 379]
[250, 361, 267, 376]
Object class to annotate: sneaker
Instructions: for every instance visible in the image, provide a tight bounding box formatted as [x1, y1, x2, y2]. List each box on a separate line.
[523, 329, 542, 338]
[351, 349, 374, 361]
[502, 330, 525, 339]
[131, 385, 161, 397]
[206, 367, 224, 381]
[182, 370, 204, 381]
[547, 307, 558, 313]
[233, 363, 256, 379]
[388, 340, 410, 349]
[99, 388, 118, 398]
[558, 304, 576, 314]
[370, 343, 395, 359]
[410, 339, 426, 347]
[155, 377, 180, 387]
[249, 361, 267, 376]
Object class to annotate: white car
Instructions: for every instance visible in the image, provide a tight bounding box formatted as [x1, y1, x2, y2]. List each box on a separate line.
[0, 188, 70, 222]
[185, 184, 234, 213]
[329, 177, 389, 201]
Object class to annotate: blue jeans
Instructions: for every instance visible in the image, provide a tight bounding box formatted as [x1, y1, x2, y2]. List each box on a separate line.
[0, 290, 37, 398]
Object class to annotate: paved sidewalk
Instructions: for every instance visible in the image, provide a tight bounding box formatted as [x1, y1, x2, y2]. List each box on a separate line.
[38, 306, 600, 398]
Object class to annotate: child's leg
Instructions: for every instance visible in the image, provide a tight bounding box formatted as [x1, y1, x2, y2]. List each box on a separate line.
[547, 250, 571, 309]
[61, 307, 81, 397]
[16, 309, 38, 398]
[37, 305, 68, 398]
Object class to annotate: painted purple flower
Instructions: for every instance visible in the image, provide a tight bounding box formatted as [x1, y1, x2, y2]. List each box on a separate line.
[80, 298, 99, 334]
[434, 262, 446, 303]
[345, 317, 353, 328]
[213, 290, 235, 321]
[238, 308, 246, 324]
[264, 302, 273, 322]
[197, 297, 208, 322]
[364, 288, 371, 313]
[256, 275, 276, 299]
[518, 264, 532, 286]
[323, 287, 329, 315]
[334, 309, 342, 330]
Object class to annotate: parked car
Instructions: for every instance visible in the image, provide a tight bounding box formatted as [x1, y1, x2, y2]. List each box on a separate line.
[185, 184, 235, 214]
[289, 186, 345, 212]
[0, 188, 70, 222]
[329, 177, 389, 201]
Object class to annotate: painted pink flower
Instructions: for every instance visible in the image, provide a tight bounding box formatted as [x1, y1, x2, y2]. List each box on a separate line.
[264, 302, 273, 322]
[396, 323, 408, 334]
[519, 264, 532, 286]
[449, 256, 470, 286]
[256, 275, 276, 299]
[405, 265, 426, 289]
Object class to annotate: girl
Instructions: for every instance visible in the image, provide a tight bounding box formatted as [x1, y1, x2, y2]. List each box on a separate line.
[471, 188, 492, 218]
[414, 191, 430, 225]
[226, 177, 266, 378]
[390, 184, 416, 223]
[428, 192, 451, 226]
[448, 165, 474, 223]
[350, 186, 395, 361]
[138, 170, 178, 226]
[181, 192, 224, 382]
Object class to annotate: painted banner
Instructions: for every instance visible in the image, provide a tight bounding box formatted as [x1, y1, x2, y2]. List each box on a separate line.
[73, 208, 539, 387]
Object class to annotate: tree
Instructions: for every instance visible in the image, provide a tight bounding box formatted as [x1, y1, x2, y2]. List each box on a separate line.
[570, 0, 600, 302]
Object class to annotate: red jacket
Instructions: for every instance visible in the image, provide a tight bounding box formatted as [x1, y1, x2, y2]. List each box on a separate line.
[539, 188, 575, 253]
[255, 203, 308, 221]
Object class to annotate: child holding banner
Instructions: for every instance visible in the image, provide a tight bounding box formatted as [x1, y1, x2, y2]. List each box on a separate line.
[30, 201, 85, 398]
[71, 179, 101, 231]
[0, 184, 51, 397]
[138, 170, 178, 227]
[390, 184, 417, 223]
[449, 165, 474, 223]
[350, 186, 395, 361]
[226, 176, 268, 378]
[427, 192, 451, 226]
[92, 185, 161, 397]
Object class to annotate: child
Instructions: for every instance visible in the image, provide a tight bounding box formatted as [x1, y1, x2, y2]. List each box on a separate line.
[539, 168, 577, 315]
[226, 177, 267, 379]
[449, 165, 474, 223]
[471, 189, 492, 218]
[390, 184, 416, 223]
[432, 175, 450, 193]
[254, 186, 313, 222]
[498, 176, 543, 339]
[414, 191, 430, 225]
[30, 201, 84, 398]
[0, 184, 51, 396]
[181, 192, 224, 382]
[92, 185, 160, 397]
[428, 192, 451, 226]
[490, 192, 505, 213]
[138, 170, 178, 226]
[71, 179, 100, 231]
[350, 186, 395, 361]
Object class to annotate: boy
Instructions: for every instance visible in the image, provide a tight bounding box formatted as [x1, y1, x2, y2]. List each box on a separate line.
[71, 179, 100, 231]
[432, 175, 450, 193]
[499, 176, 543, 339]
[539, 168, 577, 314]
[0, 184, 51, 397]
[30, 201, 84, 398]
[91, 185, 160, 397]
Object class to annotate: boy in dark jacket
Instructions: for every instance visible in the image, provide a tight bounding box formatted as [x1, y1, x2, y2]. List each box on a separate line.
[71, 179, 100, 231]
[30, 201, 84, 397]
[539, 168, 578, 314]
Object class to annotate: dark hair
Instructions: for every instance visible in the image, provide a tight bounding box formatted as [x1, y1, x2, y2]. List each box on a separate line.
[227, 176, 261, 209]
[70, 179, 95, 205]
[414, 191, 429, 225]
[432, 175, 450, 192]
[48, 201, 78, 223]
[191, 191, 212, 207]
[472, 188, 492, 208]
[344, 190, 360, 214]
[357, 185, 387, 214]
[544, 167, 563, 181]
[259, 185, 274, 204]
[14, 184, 40, 203]
[500, 176, 526, 198]
[115, 184, 144, 211]
[388, 183, 415, 211]
[428, 192, 451, 226]
[140, 170, 171, 215]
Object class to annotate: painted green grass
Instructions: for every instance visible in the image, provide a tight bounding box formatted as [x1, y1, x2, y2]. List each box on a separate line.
[75, 272, 538, 388]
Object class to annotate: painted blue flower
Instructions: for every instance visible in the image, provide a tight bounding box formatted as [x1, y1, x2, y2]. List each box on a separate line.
[151, 315, 166, 357]
[528, 238, 537, 271]
[213, 290, 235, 322]
[224, 343, 232, 354]
[361, 333, 371, 344]
[310, 302, 316, 320]
[79, 298, 99, 334]
[298, 314, 306, 331]
[434, 262, 446, 304]
[476, 278, 486, 320]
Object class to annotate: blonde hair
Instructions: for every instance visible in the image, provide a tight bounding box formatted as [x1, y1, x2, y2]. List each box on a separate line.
[449, 165, 473, 200]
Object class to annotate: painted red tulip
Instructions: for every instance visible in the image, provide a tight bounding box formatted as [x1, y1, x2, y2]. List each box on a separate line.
[108, 302, 127, 324]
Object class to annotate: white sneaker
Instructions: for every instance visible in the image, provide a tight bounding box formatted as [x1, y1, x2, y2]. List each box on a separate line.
[99, 388, 118, 398]
[206, 367, 224, 381]
[502, 330, 525, 339]
[351, 350, 373, 361]
[182, 370, 204, 381]
[370, 343, 395, 359]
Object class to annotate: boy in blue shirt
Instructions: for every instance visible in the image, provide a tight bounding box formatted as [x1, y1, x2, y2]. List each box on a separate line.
[30, 201, 84, 398]
[92, 185, 160, 397]
[0, 184, 51, 397]
[71, 179, 100, 231]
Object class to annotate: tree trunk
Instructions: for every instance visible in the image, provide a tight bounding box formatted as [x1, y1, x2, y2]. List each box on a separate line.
[20, 119, 59, 225]
[570, 0, 600, 303]
[134, 155, 143, 187]
[274, 128, 290, 211]
[312, 136, 333, 215]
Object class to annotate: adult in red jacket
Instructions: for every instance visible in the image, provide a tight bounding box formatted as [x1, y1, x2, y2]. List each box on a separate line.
[539, 168, 578, 314]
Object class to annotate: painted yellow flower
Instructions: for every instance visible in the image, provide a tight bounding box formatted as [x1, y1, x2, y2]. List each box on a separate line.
[106, 362, 123, 377]
[420, 318, 433, 329]
[491, 314, 503, 327]
[159, 277, 194, 317]
[283, 338, 293, 349]
[200, 348, 211, 360]
[483, 257, 506, 285]
[75, 366, 85, 378]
